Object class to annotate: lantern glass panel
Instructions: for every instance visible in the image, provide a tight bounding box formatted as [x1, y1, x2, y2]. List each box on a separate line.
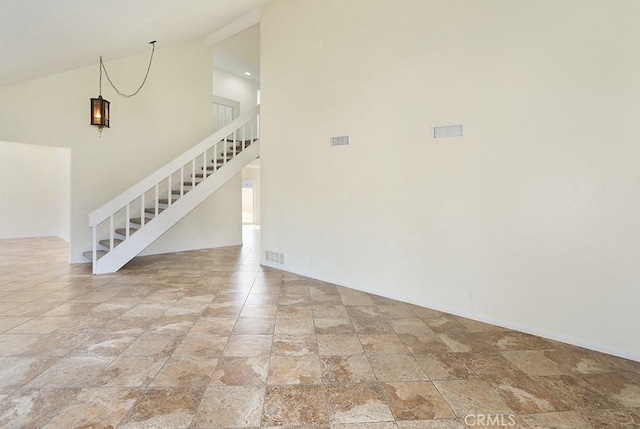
[90, 97, 110, 128]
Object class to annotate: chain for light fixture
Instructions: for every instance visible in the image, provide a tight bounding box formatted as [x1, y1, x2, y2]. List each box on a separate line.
[99, 41, 156, 98]
[91, 41, 157, 137]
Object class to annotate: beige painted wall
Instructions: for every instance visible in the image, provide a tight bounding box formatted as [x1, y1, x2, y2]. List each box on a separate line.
[261, 0, 640, 359]
[0, 141, 70, 241]
[0, 40, 242, 262]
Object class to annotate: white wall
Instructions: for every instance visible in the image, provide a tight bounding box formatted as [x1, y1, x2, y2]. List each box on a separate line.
[141, 175, 242, 256]
[213, 68, 259, 114]
[261, 0, 640, 360]
[0, 141, 70, 241]
[0, 40, 241, 262]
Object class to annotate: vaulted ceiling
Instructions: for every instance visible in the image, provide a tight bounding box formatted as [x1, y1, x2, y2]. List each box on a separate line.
[0, 0, 269, 87]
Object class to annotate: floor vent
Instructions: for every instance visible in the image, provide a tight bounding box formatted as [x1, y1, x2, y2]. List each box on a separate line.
[265, 250, 285, 264]
[433, 124, 464, 140]
[330, 135, 350, 147]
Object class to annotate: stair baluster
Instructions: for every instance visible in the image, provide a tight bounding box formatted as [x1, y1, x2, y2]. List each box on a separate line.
[125, 204, 130, 238]
[109, 215, 114, 250]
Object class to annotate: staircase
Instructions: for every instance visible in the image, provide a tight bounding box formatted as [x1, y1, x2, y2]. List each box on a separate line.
[85, 105, 260, 274]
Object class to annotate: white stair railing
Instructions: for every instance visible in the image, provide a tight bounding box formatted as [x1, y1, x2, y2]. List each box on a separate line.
[87, 105, 260, 274]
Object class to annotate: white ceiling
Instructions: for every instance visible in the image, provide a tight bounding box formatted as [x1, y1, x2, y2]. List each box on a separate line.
[214, 50, 261, 83]
[0, 0, 269, 87]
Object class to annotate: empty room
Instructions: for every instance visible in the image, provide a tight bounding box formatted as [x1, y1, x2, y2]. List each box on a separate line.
[0, 0, 639, 428]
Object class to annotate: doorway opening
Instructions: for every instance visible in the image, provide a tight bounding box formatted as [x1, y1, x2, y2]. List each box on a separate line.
[242, 178, 254, 224]
[212, 23, 261, 238]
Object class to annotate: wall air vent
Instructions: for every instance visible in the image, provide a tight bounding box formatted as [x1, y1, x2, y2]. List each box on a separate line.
[433, 124, 464, 140]
[265, 250, 285, 265]
[330, 135, 350, 147]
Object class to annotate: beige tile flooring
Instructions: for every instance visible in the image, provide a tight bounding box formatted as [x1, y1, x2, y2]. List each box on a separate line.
[0, 227, 639, 428]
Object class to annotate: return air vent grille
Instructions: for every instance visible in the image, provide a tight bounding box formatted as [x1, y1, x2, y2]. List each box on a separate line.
[265, 250, 285, 265]
[433, 124, 464, 140]
[330, 135, 350, 147]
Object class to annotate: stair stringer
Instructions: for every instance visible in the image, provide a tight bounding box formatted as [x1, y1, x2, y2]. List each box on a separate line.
[93, 140, 260, 275]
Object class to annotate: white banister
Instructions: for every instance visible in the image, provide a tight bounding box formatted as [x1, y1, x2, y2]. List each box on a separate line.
[191, 159, 196, 188]
[89, 105, 259, 227]
[125, 204, 130, 238]
[140, 194, 145, 227]
[92, 227, 97, 265]
[242, 126, 246, 150]
[109, 216, 114, 250]
[233, 131, 237, 157]
[87, 105, 260, 274]
[154, 185, 159, 216]
[180, 167, 184, 197]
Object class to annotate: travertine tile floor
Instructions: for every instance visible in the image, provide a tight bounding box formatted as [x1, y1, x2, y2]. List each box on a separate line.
[0, 227, 639, 428]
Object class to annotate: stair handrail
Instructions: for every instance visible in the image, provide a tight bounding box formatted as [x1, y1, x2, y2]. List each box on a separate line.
[89, 105, 260, 227]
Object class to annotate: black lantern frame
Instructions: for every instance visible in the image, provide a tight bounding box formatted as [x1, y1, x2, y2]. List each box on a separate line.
[90, 95, 110, 129]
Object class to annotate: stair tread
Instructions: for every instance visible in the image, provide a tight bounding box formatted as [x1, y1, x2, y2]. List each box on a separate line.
[158, 198, 179, 204]
[144, 208, 165, 214]
[115, 227, 138, 236]
[83, 250, 107, 261]
[98, 239, 123, 248]
[171, 189, 191, 195]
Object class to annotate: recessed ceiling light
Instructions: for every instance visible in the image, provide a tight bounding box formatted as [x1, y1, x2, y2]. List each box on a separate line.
[244, 72, 252, 76]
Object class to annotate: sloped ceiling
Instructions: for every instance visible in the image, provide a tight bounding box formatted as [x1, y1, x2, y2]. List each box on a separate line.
[214, 24, 261, 83]
[215, 24, 260, 68]
[0, 0, 269, 87]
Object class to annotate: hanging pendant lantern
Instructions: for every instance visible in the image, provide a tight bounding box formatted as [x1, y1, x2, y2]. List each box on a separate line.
[89, 41, 156, 137]
[90, 95, 110, 129]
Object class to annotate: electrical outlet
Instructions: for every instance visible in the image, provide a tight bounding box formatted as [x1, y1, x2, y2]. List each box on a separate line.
[468, 290, 474, 301]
